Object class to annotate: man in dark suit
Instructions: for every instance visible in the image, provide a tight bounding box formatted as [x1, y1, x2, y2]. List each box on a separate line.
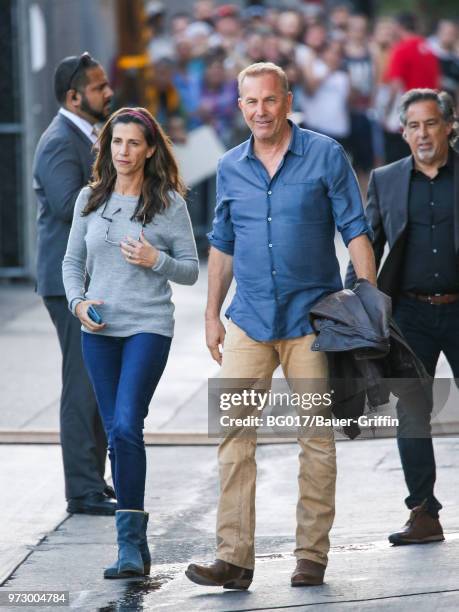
[33, 53, 116, 515]
[346, 88, 458, 544]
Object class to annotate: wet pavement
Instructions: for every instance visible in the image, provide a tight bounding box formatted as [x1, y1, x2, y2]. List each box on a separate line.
[2, 439, 459, 610]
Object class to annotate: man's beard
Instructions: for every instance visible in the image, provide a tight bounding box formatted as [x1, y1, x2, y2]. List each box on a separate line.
[80, 93, 111, 122]
[416, 146, 435, 162]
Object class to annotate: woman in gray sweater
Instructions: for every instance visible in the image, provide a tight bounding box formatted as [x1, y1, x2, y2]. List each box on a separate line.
[63, 107, 199, 579]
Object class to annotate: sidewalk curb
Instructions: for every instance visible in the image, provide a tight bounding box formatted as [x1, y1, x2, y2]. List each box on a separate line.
[1, 425, 458, 445]
[0, 431, 294, 445]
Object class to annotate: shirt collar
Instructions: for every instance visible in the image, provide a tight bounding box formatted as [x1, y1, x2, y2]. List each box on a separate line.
[59, 108, 97, 143]
[237, 119, 304, 161]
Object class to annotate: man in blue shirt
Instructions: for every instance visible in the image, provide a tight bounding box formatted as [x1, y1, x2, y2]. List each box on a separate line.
[186, 62, 376, 589]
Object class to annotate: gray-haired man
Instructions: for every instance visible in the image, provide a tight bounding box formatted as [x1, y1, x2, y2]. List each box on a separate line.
[346, 88, 459, 544]
[187, 61, 376, 589]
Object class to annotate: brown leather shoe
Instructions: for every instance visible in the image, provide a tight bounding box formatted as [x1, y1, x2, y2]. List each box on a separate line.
[291, 559, 326, 586]
[389, 501, 445, 545]
[185, 559, 253, 590]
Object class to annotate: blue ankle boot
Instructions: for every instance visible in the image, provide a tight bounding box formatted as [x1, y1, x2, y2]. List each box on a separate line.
[104, 510, 146, 579]
[140, 512, 151, 575]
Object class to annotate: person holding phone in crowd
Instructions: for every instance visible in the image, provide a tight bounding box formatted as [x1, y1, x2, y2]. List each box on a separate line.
[62, 107, 199, 578]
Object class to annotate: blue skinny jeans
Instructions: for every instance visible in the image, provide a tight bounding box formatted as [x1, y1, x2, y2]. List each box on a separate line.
[81, 332, 171, 510]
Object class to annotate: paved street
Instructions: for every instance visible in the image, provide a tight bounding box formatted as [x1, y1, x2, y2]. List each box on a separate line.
[2, 440, 459, 610]
[1, 252, 459, 610]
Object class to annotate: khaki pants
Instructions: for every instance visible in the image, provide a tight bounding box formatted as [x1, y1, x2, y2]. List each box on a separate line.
[216, 321, 336, 570]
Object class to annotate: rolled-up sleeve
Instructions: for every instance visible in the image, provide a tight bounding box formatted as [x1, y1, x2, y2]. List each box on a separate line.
[207, 159, 235, 255]
[327, 143, 373, 247]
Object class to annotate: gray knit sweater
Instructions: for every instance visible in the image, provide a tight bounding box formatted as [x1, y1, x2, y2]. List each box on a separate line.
[62, 187, 199, 337]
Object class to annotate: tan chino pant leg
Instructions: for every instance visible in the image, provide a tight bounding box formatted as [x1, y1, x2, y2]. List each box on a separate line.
[216, 321, 278, 569]
[278, 334, 336, 567]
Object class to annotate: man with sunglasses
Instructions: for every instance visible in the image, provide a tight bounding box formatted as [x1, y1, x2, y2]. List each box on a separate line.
[33, 53, 115, 515]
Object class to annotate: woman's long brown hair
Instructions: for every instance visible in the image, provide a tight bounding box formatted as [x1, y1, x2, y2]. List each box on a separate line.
[82, 107, 186, 223]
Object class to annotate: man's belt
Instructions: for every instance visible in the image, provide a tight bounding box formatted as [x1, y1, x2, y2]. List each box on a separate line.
[403, 291, 459, 305]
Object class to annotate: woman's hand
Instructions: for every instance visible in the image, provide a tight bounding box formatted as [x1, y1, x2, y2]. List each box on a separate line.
[120, 232, 160, 268]
[75, 300, 106, 332]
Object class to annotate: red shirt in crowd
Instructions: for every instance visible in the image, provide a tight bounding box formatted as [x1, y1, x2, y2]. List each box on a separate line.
[384, 35, 440, 90]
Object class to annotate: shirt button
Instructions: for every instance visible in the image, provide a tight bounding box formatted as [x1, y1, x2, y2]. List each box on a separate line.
[433, 249, 437, 253]
[430, 202, 434, 206]
[434, 273, 439, 278]
[432, 224, 435, 229]
[272, 270, 276, 275]
[268, 217, 272, 222]
[268, 243, 273, 248]
[267, 190, 272, 195]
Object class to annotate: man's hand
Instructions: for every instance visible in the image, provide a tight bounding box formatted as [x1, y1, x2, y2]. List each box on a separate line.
[75, 299, 106, 332]
[206, 316, 226, 365]
[120, 231, 160, 268]
[205, 247, 234, 365]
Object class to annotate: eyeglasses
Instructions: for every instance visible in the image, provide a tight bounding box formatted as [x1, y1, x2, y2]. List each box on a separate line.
[67, 51, 92, 92]
[101, 202, 146, 246]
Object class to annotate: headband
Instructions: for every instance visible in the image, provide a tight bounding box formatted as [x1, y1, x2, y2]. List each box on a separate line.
[116, 109, 156, 135]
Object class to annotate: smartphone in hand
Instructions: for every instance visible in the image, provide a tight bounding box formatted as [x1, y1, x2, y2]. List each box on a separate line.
[87, 305, 103, 324]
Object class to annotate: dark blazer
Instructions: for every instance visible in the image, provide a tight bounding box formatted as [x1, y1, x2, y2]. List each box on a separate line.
[33, 113, 95, 296]
[345, 148, 459, 300]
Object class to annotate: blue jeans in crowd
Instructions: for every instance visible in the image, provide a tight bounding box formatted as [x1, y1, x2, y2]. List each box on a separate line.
[394, 296, 459, 517]
[81, 332, 171, 510]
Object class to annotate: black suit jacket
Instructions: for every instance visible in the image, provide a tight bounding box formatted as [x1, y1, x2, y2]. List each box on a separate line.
[33, 113, 95, 296]
[345, 147, 459, 300]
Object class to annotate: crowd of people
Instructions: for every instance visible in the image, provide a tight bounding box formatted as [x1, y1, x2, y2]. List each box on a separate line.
[134, 0, 458, 189]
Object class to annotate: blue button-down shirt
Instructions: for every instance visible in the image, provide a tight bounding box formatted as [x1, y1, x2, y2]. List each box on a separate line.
[208, 122, 372, 341]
